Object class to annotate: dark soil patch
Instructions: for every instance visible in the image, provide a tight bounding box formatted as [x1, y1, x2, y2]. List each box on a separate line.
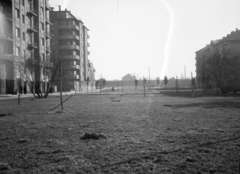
[80, 132, 107, 140]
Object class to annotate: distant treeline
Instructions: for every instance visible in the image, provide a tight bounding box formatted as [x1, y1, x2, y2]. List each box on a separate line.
[104, 79, 192, 88]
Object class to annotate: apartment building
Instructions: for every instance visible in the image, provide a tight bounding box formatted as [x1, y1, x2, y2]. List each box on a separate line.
[195, 28, 240, 88]
[0, 0, 51, 94]
[87, 60, 96, 90]
[50, 7, 94, 92]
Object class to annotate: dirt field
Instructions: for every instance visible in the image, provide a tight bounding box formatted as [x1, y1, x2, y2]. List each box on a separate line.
[0, 92, 240, 173]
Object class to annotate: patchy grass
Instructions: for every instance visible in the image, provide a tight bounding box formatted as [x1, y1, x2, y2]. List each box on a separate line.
[0, 94, 240, 173]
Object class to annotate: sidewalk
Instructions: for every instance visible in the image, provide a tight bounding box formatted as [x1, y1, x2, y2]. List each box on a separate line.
[0, 88, 111, 101]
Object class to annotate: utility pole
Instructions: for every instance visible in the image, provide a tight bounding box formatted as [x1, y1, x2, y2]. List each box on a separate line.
[143, 76, 146, 97]
[122, 80, 123, 92]
[148, 66, 150, 90]
[191, 72, 194, 97]
[60, 61, 63, 110]
[100, 74, 102, 94]
[184, 66, 186, 92]
[176, 76, 178, 95]
[18, 73, 21, 105]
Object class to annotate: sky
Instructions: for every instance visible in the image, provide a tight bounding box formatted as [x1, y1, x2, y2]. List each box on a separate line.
[49, 0, 240, 80]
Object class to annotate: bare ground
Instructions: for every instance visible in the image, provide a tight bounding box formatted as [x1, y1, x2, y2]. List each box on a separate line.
[0, 93, 240, 173]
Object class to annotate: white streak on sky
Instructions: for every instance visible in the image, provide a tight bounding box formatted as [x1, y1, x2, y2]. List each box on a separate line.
[159, 0, 175, 79]
[62, 0, 68, 10]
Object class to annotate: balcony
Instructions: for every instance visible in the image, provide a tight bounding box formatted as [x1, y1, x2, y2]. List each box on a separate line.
[87, 34, 90, 39]
[59, 55, 80, 60]
[40, 60, 53, 67]
[59, 45, 80, 50]
[40, 15, 44, 22]
[46, 46, 51, 53]
[58, 35, 80, 40]
[63, 74, 79, 80]
[45, 32, 51, 39]
[0, 54, 14, 61]
[15, 18, 19, 28]
[64, 65, 80, 70]
[26, 9, 38, 17]
[87, 42, 90, 47]
[58, 24, 79, 30]
[16, 37, 20, 47]
[26, 25, 38, 33]
[27, 42, 38, 50]
[45, 19, 51, 25]
[2, 12, 13, 21]
[0, 32, 13, 41]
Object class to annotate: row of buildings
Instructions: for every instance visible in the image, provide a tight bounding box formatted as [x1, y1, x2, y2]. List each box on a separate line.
[195, 28, 240, 88]
[0, 0, 95, 94]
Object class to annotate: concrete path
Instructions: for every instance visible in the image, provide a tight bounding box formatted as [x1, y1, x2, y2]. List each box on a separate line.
[0, 88, 112, 100]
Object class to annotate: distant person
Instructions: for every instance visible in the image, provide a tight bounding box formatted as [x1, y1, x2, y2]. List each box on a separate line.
[49, 87, 52, 94]
[24, 85, 27, 94]
[20, 85, 23, 94]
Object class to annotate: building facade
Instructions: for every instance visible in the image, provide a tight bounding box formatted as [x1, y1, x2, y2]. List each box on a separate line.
[0, 0, 51, 94]
[50, 7, 95, 92]
[195, 29, 240, 88]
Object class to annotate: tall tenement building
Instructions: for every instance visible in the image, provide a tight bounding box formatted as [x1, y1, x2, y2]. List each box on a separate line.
[0, 0, 51, 94]
[195, 28, 240, 88]
[50, 7, 95, 92]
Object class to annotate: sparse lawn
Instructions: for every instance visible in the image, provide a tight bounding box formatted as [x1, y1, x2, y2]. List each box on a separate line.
[0, 93, 240, 173]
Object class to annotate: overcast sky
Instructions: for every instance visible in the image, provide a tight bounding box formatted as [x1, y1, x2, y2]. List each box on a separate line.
[50, 0, 240, 80]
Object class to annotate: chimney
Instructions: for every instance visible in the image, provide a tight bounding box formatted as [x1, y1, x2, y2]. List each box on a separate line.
[59, 5, 61, 11]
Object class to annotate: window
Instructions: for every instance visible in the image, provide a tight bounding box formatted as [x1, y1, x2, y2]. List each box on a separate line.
[67, 51, 72, 55]
[22, 32, 25, 40]
[22, 15, 25, 23]
[22, 0, 24, 6]
[50, 40, 55, 45]
[0, 44, 3, 53]
[67, 30, 72, 35]
[15, 28, 20, 37]
[0, 25, 3, 35]
[42, 53, 45, 61]
[43, 68, 46, 76]
[41, 23, 44, 30]
[40, 7, 43, 15]
[22, 50, 25, 57]
[15, 9, 19, 18]
[50, 31, 54, 36]
[15, 47, 20, 56]
[41, 38, 44, 46]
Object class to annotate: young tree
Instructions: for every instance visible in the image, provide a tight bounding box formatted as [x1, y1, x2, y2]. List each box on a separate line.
[19, 55, 60, 98]
[204, 53, 240, 93]
[133, 75, 138, 91]
[164, 75, 169, 89]
[86, 77, 90, 92]
[97, 78, 106, 89]
[156, 77, 160, 86]
[143, 77, 147, 96]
